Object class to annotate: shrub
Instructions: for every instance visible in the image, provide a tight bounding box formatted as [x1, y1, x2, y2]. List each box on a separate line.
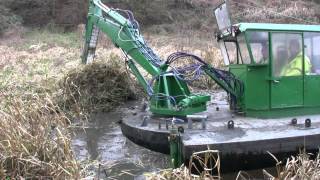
[0, 5, 21, 35]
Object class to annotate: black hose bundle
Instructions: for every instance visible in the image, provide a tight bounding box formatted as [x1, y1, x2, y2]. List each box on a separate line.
[166, 52, 244, 98]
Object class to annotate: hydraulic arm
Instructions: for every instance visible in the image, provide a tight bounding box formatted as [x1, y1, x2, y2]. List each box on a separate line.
[82, 0, 163, 76]
[82, 0, 243, 116]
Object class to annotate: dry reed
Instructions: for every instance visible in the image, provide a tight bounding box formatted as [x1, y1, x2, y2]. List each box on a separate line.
[0, 94, 83, 178]
[146, 149, 221, 180]
[59, 55, 138, 116]
[263, 150, 320, 180]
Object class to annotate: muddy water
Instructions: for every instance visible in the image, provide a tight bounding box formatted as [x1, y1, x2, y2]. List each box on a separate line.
[72, 102, 170, 179]
[71, 99, 275, 179]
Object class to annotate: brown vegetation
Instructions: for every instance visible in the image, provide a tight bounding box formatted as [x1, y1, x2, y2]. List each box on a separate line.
[1, 0, 320, 35]
[146, 149, 221, 180]
[148, 150, 320, 180]
[263, 151, 320, 180]
[0, 0, 87, 27]
[0, 42, 137, 178]
[1, 0, 320, 178]
[230, 0, 320, 24]
[0, 25, 222, 177]
[60, 55, 138, 116]
[0, 95, 82, 178]
[0, 41, 82, 178]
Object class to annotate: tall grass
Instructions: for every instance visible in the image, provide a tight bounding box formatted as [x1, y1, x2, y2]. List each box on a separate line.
[0, 94, 82, 178]
[0, 28, 121, 178]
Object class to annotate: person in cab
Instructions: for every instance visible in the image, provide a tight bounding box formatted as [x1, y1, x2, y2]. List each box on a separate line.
[280, 39, 312, 76]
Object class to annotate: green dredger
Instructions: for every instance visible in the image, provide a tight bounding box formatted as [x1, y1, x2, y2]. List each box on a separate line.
[82, 0, 320, 171]
[82, 0, 320, 119]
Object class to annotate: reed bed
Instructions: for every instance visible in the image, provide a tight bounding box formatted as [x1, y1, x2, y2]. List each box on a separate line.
[0, 41, 139, 178]
[0, 94, 83, 178]
[147, 150, 320, 180]
[262, 151, 320, 180]
[146, 149, 221, 180]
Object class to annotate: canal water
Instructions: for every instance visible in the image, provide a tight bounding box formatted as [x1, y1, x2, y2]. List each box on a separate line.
[72, 108, 171, 179]
[71, 99, 275, 179]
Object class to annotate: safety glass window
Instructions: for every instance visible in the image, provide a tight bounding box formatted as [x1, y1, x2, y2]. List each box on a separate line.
[246, 32, 269, 64]
[219, 41, 230, 65]
[304, 32, 320, 75]
[237, 35, 251, 64]
[224, 42, 238, 64]
[272, 33, 304, 77]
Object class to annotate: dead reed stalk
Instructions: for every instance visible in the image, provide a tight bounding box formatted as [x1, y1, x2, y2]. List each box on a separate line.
[146, 149, 221, 180]
[263, 150, 320, 180]
[0, 94, 83, 179]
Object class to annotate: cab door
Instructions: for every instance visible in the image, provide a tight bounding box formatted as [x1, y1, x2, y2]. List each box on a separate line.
[270, 33, 304, 108]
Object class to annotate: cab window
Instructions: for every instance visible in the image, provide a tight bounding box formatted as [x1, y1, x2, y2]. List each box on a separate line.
[304, 32, 320, 75]
[271, 33, 303, 77]
[220, 34, 250, 65]
[246, 31, 269, 64]
[224, 41, 238, 64]
[237, 35, 251, 64]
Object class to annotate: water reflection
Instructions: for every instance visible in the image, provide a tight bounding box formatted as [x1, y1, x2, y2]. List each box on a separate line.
[72, 110, 170, 179]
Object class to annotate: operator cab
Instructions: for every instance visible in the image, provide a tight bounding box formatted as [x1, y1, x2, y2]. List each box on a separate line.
[214, 1, 320, 118]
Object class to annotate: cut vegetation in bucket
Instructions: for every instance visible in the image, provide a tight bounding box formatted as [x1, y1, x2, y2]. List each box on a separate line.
[59, 55, 138, 116]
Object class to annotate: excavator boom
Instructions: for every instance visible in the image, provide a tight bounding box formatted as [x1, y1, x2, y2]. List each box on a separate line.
[82, 0, 163, 76]
[82, 0, 243, 116]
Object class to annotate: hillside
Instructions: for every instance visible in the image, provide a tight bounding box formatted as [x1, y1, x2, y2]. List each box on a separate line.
[1, 0, 320, 35]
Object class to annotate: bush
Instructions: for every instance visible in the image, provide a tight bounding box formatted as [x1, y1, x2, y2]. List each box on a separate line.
[1, 0, 87, 29]
[4, 0, 53, 26]
[0, 5, 21, 35]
